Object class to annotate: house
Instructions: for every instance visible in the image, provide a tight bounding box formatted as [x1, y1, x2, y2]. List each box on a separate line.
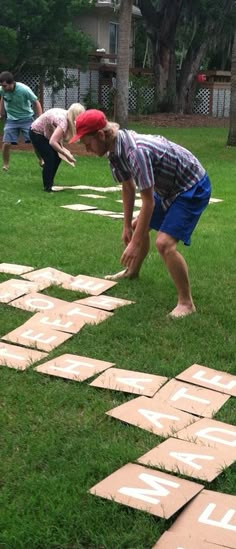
[69, 1, 142, 112]
[20, 1, 152, 113]
[76, 1, 141, 67]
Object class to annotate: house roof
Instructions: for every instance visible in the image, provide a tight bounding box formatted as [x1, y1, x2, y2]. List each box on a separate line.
[95, 1, 141, 17]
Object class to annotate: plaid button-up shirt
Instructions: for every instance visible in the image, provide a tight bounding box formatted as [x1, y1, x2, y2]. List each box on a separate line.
[108, 130, 206, 210]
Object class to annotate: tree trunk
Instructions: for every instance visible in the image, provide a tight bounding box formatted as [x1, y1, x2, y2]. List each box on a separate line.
[176, 2, 233, 113]
[138, 0, 183, 106]
[116, 0, 133, 127]
[176, 40, 208, 113]
[138, 0, 235, 114]
[227, 30, 236, 146]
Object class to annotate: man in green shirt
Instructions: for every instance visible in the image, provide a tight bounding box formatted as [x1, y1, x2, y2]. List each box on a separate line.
[0, 71, 42, 170]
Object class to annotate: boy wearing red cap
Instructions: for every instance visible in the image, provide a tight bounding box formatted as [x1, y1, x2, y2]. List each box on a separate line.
[70, 110, 211, 318]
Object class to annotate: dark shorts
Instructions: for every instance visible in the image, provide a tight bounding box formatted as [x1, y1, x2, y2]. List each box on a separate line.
[149, 173, 211, 245]
[3, 118, 33, 144]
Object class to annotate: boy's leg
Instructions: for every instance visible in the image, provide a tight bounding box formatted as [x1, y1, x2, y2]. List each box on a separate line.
[105, 217, 150, 280]
[109, 194, 161, 279]
[156, 175, 211, 317]
[2, 143, 11, 170]
[20, 119, 33, 144]
[124, 231, 150, 278]
[156, 232, 196, 317]
[105, 193, 163, 281]
[2, 120, 19, 170]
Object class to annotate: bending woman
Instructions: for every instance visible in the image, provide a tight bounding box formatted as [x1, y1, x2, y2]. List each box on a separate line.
[29, 103, 85, 192]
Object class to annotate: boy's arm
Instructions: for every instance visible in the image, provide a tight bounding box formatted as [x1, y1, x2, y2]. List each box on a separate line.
[122, 179, 136, 244]
[0, 96, 5, 118]
[32, 99, 42, 118]
[121, 187, 154, 273]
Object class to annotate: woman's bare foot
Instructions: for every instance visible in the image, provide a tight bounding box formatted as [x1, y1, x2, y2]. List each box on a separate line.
[168, 303, 196, 318]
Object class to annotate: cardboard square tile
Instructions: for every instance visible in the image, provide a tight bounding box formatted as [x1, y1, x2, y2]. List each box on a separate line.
[30, 312, 85, 334]
[74, 294, 134, 311]
[51, 185, 66, 191]
[9, 292, 69, 313]
[61, 204, 98, 211]
[0, 279, 34, 303]
[94, 186, 121, 192]
[0, 263, 34, 275]
[0, 278, 51, 303]
[77, 193, 105, 199]
[73, 185, 121, 192]
[169, 489, 236, 548]
[174, 417, 236, 450]
[61, 274, 116, 295]
[55, 185, 87, 190]
[89, 463, 203, 519]
[14, 278, 52, 292]
[2, 321, 73, 352]
[116, 198, 142, 208]
[85, 209, 118, 216]
[35, 353, 114, 381]
[22, 267, 74, 286]
[62, 185, 92, 190]
[138, 437, 235, 482]
[107, 212, 140, 220]
[0, 342, 47, 370]
[106, 213, 124, 219]
[106, 396, 198, 437]
[55, 302, 113, 324]
[152, 531, 221, 549]
[90, 367, 168, 396]
[153, 379, 230, 418]
[176, 364, 236, 397]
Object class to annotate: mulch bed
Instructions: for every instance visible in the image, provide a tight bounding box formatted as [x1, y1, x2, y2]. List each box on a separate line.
[0, 114, 228, 156]
[131, 113, 229, 128]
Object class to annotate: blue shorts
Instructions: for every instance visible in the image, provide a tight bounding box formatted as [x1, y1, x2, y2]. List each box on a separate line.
[3, 118, 33, 144]
[149, 173, 211, 245]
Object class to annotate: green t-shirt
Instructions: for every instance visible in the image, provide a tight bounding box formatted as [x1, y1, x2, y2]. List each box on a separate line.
[0, 82, 38, 120]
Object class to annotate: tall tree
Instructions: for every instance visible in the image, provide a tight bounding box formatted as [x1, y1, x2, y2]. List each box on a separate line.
[227, 30, 236, 145]
[116, 0, 133, 127]
[137, 0, 184, 108]
[137, 0, 236, 113]
[0, 0, 95, 79]
[176, 0, 236, 113]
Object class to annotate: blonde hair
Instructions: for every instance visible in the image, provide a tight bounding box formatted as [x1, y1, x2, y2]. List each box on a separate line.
[66, 103, 85, 141]
[103, 121, 120, 139]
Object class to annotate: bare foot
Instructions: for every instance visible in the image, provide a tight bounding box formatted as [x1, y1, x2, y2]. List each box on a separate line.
[3, 165, 8, 171]
[105, 268, 140, 281]
[168, 303, 196, 319]
[105, 269, 128, 281]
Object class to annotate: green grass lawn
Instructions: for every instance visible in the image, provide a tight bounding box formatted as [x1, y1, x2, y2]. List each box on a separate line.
[1, 125, 236, 549]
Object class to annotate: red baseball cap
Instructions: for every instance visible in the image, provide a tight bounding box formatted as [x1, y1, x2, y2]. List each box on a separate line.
[69, 109, 108, 143]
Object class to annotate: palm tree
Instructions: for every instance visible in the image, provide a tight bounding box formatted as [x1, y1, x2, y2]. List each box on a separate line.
[227, 30, 236, 145]
[116, 0, 133, 127]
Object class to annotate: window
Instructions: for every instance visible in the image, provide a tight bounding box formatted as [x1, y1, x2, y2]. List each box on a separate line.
[109, 22, 118, 55]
